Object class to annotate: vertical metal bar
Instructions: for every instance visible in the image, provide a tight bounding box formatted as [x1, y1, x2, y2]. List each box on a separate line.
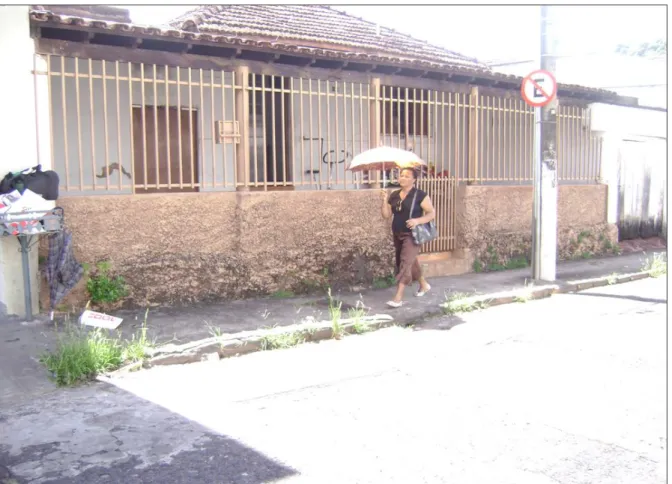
[515, 99, 520, 183]
[503, 97, 509, 181]
[309, 78, 314, 186]
[153, 64, 160, 190]
[60, 57, 71, 191]
[177, 67, 183, 189]
[357, 82, 364, 185]
[73, 58, 83, 191]
[270, 75, 277, 185]
[47, 56, 57, 189]
[438, 91, 443, 175]
[261, 74, 268, 189]
[350, 81, 356, 184]
[342, 80, 348, 189]
[397, 87, 402, 150]
[455, 93, 461, 180]
[419, 89, 424, 160]
[381, 86, 387, 147]
[116, 61, 123, 191]
[210, 69, 216, 188]
[188, 67, 195, 188]
[280, 76, 287, 186]
[128, 63, 136, 194]
[408, 88, 413, 153]
[222, 70, 229, 188]
[164, 65, 171, 189]
[198, 68, 206, 189]
[325, 80, 331, 186]
[298, 78, 304, 186]
[334, 81, 340, 187]
[89, 59, 98, 190]
[231, 70, 238, 188]
[251, 74, 258, 187]
[100, 60, 111, 191]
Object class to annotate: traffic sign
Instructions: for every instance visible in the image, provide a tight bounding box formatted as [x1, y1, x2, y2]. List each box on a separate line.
[521, 69, 557, 107]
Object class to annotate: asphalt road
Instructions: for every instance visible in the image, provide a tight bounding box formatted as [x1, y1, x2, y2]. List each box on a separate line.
[1, 277, 667, 484]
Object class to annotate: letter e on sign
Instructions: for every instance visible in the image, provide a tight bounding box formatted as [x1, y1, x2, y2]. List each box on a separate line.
[521, 70, 557, 107]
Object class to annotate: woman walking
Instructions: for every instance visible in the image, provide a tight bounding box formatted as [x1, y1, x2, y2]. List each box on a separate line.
[381, 167, 436, 308]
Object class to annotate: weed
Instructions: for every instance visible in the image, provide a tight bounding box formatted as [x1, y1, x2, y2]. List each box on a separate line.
[612, 244, 622, 255]
[206, 322, 224, 339]
[603, 239, 614, 251]
[606, 273, 618, 285]
[577, 230, 591, 244]
[373, 274, 396, 289]
[473, 258, 483, 273]
[123, 310, 152, 363]
[581, 251, 593, 259]
[442, 292, 488, 315]
[40, 310, 153, 386]
[271, 289, 295, 299]
[642, 253, 667, 278]
[259, 330, 306, 351]
[40, 328, 123, 386]
[506, 256, 529, 270]
[348, 304, 370, 334]
[327, 288, 346, 339]
[513, 293, 530, 303]
[86, 261, 128, 305]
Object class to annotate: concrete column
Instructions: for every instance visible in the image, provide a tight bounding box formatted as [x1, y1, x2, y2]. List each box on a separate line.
[0, 7, 51, 317]
[597, 131, 620, 225]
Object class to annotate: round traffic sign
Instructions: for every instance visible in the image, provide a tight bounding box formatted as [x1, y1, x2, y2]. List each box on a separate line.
[521, 69, 557, 107]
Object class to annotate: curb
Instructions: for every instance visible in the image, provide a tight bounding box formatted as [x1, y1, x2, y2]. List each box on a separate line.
[111, 270, 655, 372]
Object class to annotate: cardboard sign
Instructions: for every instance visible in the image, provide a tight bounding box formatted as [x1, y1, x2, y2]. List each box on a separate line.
[80, 310, 123, 330]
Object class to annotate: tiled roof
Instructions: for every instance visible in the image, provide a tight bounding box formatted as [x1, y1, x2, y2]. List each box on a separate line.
[168, 5, 489, 72]
[28, 6, 635, 105]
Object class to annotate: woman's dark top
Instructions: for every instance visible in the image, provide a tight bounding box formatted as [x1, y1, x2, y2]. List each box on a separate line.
[388, 187, 427, 234]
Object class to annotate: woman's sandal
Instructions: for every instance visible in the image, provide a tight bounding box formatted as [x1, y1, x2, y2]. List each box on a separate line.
[415, 284, 432, 297]
[386, 300, 403, 308]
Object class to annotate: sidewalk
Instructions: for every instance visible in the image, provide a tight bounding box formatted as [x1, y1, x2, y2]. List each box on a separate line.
[113, 250, 662, 348]
[0, 250, 663, 406]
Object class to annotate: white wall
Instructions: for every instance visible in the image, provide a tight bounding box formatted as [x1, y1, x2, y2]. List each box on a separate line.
[590, 102, 666, 235]
[0, 6, 48, 317]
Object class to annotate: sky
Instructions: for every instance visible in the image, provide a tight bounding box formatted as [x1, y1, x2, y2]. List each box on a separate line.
[125, 4, 667, 64]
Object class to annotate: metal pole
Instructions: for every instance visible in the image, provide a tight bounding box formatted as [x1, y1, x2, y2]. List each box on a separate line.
[18, 235, 33, 321]
[533, 5, 559, 281]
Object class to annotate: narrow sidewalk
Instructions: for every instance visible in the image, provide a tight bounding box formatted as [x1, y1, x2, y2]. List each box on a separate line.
[113, 250, 663, 346]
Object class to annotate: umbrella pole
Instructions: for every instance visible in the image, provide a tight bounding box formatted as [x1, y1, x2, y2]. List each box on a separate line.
[383, 162, 387, 188]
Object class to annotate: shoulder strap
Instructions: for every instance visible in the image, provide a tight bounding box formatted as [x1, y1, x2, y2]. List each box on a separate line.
[410, 189, 418, 215]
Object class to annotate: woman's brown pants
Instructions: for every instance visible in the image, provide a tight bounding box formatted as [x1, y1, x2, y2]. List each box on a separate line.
[393, 232, 422, 285]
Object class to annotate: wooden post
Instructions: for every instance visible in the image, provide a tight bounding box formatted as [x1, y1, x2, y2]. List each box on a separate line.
[234, 65, 250, 191]
[369, 77, 381, 187]
[468, 85, 479, 184]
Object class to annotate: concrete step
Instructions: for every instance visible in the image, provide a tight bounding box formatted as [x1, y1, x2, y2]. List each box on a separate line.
[418, 250, 474, 278]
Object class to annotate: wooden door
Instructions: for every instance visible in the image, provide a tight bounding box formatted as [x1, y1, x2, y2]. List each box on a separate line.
[132, 106, 199, 193]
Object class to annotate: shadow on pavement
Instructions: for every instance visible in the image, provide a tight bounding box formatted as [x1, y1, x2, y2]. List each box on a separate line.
[0, 383, 298, 484]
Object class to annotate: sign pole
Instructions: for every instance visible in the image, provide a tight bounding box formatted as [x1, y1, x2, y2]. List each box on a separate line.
[523, 7, 559, 282]
[537, 5, 559, 281]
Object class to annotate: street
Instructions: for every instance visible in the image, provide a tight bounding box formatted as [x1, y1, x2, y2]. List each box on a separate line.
[1, 277, 667, 484]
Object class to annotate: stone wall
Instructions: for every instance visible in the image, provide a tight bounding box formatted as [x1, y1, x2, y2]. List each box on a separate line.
[456, 184, 618, 271]
[40, 184, 617, 311]
[40, 190, 394, 310]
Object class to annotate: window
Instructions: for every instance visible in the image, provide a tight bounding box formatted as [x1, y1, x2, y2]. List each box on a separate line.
[380, 86, 430, 136]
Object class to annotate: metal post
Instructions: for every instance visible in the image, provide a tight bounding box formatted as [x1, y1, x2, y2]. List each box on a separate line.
[533, 5, 559, 281]
[18, 235, 33, 321]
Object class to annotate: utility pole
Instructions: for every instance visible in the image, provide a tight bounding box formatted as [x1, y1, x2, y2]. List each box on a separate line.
[532, 5, 559, 281]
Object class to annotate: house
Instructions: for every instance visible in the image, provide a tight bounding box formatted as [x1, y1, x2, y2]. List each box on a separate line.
[0, 5, 656, 314]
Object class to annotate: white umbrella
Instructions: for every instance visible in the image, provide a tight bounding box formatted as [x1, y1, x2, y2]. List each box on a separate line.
[347, 146, 426, 187]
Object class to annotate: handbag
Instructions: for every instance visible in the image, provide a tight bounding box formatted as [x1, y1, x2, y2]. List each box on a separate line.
[409, 189, 437, 245]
